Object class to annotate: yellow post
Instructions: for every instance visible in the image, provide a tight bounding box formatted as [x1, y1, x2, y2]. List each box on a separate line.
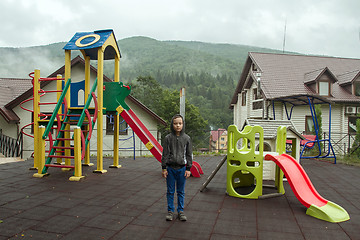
[275, 126, 286, 194]
[33, 126, 48, 178]
[56, 74, 63, 165]
[63, 50, 72, 170]
[31, 69, 41, 170]
[114, 55, 120, 83]
[111, 44, 120, 168]
[69, 127, 84, 181]
[110, 113, 121, 168]
[83, 55, 93, 166]
[94, 47, 107, 173]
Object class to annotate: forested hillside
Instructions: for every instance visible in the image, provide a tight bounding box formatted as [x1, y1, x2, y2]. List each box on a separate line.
[0, 37, 285, 130]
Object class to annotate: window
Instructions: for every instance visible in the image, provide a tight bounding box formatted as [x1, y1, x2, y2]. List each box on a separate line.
[253, 88, 263, 100]
[241, 91, 246, 106]
[106, 114, 128, 135]
[252, 101, 263, 110]
[253, 89, 258, 100]
[348, 116, 360, 134]
[354, 81, 360, 96]
[221, 137, 225, 141]
[252, 63, 258, 71]
[318, 81, 330, 96]
[305, 116, 314, 134]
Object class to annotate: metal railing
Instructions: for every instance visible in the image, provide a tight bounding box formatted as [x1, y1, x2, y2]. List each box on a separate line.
[0, 131, 23, 158]
[323, 132, 358, 155]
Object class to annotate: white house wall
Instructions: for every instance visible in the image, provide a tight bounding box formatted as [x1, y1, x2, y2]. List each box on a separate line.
[232, 78, 354, 156]
[0, 115, 17, 137]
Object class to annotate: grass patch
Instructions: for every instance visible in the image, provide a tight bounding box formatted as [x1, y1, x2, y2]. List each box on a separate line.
[336, 154, 360, 166]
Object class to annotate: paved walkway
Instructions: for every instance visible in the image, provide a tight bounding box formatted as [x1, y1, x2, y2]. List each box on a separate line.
[0, 155, 359, 240]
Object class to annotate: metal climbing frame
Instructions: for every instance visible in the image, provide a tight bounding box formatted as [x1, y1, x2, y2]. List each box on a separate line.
[271, 95, 336, 163]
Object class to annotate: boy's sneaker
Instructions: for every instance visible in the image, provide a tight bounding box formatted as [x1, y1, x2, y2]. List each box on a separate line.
[166, 211, 174, 221]
[178, 211, 187, 221]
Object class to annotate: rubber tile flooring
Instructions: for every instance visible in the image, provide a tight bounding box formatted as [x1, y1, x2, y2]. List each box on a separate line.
[0, 155, 359, 240]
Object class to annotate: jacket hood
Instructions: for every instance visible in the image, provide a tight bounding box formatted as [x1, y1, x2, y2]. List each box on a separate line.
[170, 114, 185, 135]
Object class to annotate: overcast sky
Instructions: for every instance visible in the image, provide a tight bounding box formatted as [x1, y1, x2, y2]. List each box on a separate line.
[1, 0, 359, 58]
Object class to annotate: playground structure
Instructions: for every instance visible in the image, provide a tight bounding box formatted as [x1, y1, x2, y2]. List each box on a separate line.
[271, 95, 337, 163]
[200, 124, 349, 222]
[226, 125, 287, 199]
[25, 29, 203, 181]
[226, 124, 349, 223]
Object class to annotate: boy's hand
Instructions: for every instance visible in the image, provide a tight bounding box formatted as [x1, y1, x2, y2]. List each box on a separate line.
[162, 169, 168, 178]
[184, 170, 191, 178]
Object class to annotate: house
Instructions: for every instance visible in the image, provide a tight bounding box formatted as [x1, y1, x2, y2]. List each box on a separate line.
[209, 128, 227, 152]
[230, 52, 360, 155]
[0, 56, 166, 159]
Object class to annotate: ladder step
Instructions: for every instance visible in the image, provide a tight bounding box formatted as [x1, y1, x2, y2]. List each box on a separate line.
[45, 164, 75, 169]
[48, 155, 74, 159]
[53, 146, 74, 149]
[54, 150, 65, 153]
[63, 121, 91, 125]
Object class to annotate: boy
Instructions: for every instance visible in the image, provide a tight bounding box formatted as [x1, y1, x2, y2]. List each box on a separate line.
[161, 114, 192, 221]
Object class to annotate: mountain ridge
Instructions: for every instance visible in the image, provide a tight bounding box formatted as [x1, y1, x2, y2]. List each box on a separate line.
[0, 37, 287, 129]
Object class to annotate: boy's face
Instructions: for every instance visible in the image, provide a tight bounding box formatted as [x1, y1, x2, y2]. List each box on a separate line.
[173, 117, 183, 134]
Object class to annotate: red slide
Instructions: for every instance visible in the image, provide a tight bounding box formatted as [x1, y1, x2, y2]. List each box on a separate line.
[264, 153, 326, 208]
[264, 153, 349, 222]
[119, 108, 203, 177]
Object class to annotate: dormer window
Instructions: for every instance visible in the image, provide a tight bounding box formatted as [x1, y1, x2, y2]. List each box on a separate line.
[318, 81, 330, 96]
[354, 81, 360, 96]
[305, 67, 336, 97]
[252, 63, 258, 71]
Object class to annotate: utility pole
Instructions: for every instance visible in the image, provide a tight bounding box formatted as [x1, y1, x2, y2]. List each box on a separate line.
[180, 87, 185, 120]
[282, 17, 287, 53]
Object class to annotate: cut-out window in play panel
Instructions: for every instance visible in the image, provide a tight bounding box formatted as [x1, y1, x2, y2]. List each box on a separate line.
[229, 137, 252, 166]
[70, 80, 86, 107]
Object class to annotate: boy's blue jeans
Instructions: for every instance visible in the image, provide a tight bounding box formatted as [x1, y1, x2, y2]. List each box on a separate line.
[166, 166, 186, 213]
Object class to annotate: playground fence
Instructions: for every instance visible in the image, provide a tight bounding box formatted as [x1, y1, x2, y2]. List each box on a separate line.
[18, 124, 360, 159]
[322, 131, 358, 155]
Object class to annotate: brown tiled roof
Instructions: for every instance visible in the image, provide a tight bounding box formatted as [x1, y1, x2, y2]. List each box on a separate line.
[337, 70, 360, 86]
[1, 56, 166, 126]
[230, 52, 360, 108]
[304, 67, 337, 84]
[0, 78, 32, 123]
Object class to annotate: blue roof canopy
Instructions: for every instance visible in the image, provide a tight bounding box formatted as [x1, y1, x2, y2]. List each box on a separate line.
[63, 29, 120, 60]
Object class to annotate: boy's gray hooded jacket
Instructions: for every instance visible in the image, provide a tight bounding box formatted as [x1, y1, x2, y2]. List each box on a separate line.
[161, 115, 193, 171]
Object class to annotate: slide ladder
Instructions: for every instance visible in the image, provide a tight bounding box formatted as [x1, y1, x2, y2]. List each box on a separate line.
[265, 153, 349, 223]
[36, 79, 98, 177]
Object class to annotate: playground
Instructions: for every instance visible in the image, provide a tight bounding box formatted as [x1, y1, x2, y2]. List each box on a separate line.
[0, 29, 359, 239]
[0, 155, 359, 239]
